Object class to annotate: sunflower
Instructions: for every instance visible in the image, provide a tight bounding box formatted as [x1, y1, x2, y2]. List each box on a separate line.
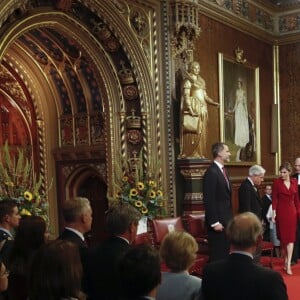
[116, 191, 122, 198]
[130, 188, 138, 197]
[141, 207, 148, 214]
[122, 176, 129, 182]
[137, 182, 145, 190]
[134, 200, 143, 208]
[20, 208, 32, 216]
[157, 190, 163, 197]
[24, 191, 33, 201]
[149, 190, 156, 198]
[148, 180, 155, 187]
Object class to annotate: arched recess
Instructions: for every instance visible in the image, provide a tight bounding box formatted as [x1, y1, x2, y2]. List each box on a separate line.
[60, 164, 108, 246]
[0, 1, 172, 236]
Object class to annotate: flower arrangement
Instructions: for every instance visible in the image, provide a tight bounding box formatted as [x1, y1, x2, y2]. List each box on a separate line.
[112, 160, 166, 218]
[0, 141, 49, 223]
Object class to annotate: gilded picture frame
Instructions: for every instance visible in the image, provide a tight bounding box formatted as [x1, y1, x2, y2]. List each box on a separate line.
[218, 52, 260, 165]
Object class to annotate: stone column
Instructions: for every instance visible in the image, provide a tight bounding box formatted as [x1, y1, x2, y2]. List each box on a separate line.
[177, 158, 211, 214]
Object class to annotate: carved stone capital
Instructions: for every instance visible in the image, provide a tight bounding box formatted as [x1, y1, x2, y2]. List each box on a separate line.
[177, 158, 211, 179]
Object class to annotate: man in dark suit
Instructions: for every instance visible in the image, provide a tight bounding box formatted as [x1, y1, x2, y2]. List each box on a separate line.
[58, 197, 93, 294]
[203, 142, 233, 262]
[88, 204, 142, 300]
[0, 199, 21, 267]
[201, 212, 288, 300]
[117, 244, 161, 300]
[238, 165, 265, 218]
[261, 185, 272, 241]
[238, 164, 265, 263]
[292, 157, 300, 265]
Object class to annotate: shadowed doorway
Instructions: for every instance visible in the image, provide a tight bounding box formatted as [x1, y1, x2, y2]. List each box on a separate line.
[77, 175, 108, 247]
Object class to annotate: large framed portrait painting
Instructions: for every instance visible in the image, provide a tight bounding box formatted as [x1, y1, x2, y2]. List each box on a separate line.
[218, 52, 260, 165]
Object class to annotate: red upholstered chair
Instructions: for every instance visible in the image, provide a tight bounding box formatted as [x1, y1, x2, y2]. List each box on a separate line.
[150, 217, 184, 248]
[261, 240, 274, 268]
[151, 216, 209, 277]
[186, 212, 209, 255]
[133, 232, 152, 245]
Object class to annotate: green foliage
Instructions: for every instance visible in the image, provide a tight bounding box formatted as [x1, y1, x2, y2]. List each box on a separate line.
[0, 141, 49, 223]
[109, 158, 167, 219]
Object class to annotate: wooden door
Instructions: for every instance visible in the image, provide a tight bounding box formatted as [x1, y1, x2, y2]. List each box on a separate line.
[77, 175, 108, 246]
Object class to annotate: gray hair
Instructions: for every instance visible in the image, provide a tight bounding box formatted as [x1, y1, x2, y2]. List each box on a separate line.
[105, 203, 142, 236]
[62, 197, 91, 223]
[227, 212, 263, 249]
[249, 165, 265, 176]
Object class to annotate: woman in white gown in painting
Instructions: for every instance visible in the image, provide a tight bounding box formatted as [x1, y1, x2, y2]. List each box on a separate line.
[232, 79, 249, 148]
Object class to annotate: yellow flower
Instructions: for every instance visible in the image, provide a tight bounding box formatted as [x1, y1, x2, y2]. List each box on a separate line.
[149, 190, 156, 198]
[20, 208, 31, 216]
[116, 191, 122, 198]
[141, 207, 148, 214]
[157, 190, 163, 197]
[4, 181, 14, 187]
[122, 176, 129, 182]
[137, 182, 145, 190]
[134, 200, 143, 208]
[130, 188, 138, 197]
[148, 180, 155, 187]
[24, 191, 33, 201]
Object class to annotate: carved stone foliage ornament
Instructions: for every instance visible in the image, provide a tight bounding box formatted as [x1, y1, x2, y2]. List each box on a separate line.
[127, 129, 142, 145]
[235, 47, 247, 64]
[130, 9, 148, 37]
[170, 0, 201, 63]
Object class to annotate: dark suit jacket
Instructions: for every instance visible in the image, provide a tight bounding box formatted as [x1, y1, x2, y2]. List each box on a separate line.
[202, 253, 288, 300]
[203, 162, 232, 228]
[58, 229, 89, 294]
[238, 178, 262, 219]
[203, 162, 233, 261]
[292, 173, 300, 195]
[0, 229, 14, 268]
[87, 236, 130, 300]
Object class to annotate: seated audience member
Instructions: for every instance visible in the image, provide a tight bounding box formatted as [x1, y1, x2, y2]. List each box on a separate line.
[0, 259, 9, 300]
[156, 231, 202, 300]
[58, 197, 92, 293]
[201, 212, 288, 300]
[117, 244, 161, 300]
[88, 203, 142, 300]
[28, 240, 85, 300]
[7, 215, 47, 300]
[0, 200, 21, 266]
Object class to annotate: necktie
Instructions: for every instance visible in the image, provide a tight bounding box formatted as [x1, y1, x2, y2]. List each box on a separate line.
[222, 167, 229, 187]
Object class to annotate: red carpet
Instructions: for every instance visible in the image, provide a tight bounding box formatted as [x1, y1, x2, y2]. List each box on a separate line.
[261, 257, 300, 300]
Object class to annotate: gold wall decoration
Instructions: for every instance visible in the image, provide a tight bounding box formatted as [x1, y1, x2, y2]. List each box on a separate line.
[170, 0, 201, 63]
[235, 47, 247, 64]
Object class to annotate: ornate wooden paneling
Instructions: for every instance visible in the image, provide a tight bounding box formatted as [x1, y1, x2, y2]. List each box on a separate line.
[279, 43, 300, 162]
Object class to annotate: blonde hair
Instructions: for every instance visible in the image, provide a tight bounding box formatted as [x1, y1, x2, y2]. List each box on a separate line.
[160, 231, 198, 272]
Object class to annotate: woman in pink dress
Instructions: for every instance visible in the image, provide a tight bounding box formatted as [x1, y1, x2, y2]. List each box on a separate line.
[272, 162, 300, 275]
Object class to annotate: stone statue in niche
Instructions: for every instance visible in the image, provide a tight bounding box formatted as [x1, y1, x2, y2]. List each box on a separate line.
[178, 61, 219, 159]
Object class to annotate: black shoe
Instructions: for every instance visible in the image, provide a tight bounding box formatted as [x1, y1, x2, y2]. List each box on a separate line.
[291, 260, 297, 265]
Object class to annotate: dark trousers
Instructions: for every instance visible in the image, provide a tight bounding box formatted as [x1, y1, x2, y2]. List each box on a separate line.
[207, 229, 230, 262]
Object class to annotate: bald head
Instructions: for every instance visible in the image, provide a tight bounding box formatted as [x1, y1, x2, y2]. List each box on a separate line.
[226, 212, 263, 251]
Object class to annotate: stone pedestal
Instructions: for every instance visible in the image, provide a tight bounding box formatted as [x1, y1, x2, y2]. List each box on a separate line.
[177, 158, 211, 214]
